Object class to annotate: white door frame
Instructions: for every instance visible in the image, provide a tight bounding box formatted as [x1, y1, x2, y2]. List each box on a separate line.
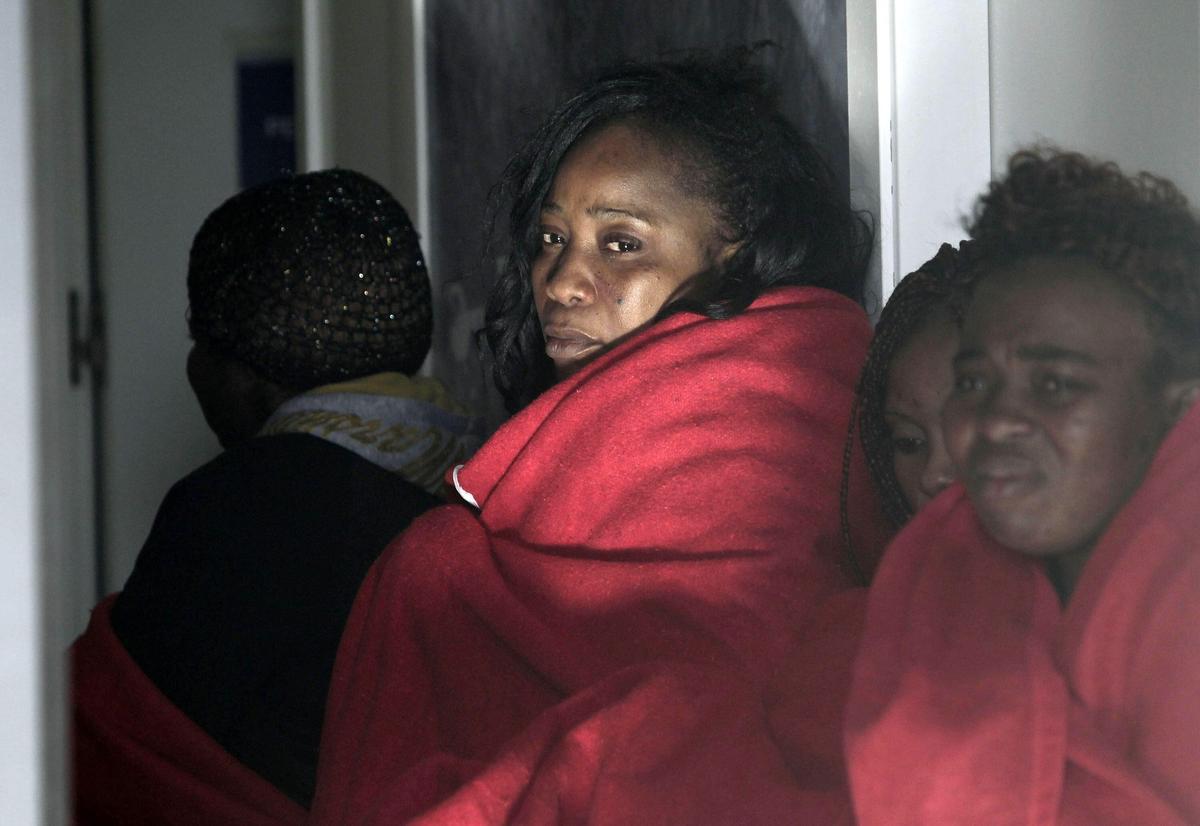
[3, 0, 94, 821]
[299, 0, 430, 272]
[848, 0, 992, 308]
[0, 4, 45, 820]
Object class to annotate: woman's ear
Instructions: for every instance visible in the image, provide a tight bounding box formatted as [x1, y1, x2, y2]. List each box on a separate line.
[187, 341, 298, 448]
[717, 239, 742, 265]
[1163, 377, 1200, 424]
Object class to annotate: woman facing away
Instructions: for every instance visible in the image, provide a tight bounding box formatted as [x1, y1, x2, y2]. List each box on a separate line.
[309, 51, 889, 824]
[845, 148, 1200, 825]
[71, 169, 482, 825]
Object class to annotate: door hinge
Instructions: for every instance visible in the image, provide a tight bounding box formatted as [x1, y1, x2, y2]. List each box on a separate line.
[68, 287, 106, 388]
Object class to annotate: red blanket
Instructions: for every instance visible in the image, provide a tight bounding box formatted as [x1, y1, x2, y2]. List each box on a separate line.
[72, 596, 306, 825]
[309, 286, 888, 824]
[845, 402, 1200, 825]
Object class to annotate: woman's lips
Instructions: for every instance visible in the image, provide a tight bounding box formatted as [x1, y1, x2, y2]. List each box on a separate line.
[543, 324, 603, 362]
[967, 450, 1041, 500]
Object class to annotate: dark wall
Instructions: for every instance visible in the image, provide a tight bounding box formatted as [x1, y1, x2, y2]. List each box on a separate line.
[427, 0, 849, 423]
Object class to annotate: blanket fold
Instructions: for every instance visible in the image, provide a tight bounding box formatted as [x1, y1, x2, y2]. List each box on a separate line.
[72, 596, 307, 826]
[75, 372, 464, 815]
[845, 402, 1200, 825]
[310, 286, 887, 823]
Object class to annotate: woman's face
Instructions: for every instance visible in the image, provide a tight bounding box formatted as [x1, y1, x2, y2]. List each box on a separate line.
[532, 122, 729, 378]
[884, 310, 959, 512]
[943, 257, 1170, 565]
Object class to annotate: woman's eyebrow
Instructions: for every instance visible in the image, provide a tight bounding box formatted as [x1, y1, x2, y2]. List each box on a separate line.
[951, 344, 1100, 367]
[1016, 343, 1100, 365]
[952, 346, 984, 366]
[539, 202, 660, 226]
[586, 204, 660, 225]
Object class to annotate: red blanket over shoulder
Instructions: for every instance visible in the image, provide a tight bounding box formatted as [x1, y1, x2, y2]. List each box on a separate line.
[845, 401, 1200, 825]
[72, 596, 306, 825]
[309, 286, 889, 824]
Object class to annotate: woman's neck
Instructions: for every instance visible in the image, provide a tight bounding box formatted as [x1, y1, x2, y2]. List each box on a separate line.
[1046, 545, 1093, 603]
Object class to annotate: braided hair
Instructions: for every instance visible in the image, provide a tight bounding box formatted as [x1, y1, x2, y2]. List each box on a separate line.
[839, 243, 970, 580]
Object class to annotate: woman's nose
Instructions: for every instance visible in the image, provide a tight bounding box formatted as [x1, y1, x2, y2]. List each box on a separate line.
[543, 245, 596, 307]
[920, 436, 955, 500]
[976, 390, 1035, 443]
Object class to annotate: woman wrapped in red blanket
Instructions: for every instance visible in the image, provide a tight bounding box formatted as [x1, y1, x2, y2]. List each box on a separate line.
[841, 241, 969, 579]
[309, 51, 890, 824]
[846, 149, 1200, 825]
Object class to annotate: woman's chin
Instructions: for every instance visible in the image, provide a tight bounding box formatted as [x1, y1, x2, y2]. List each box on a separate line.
[550, 346, 607, 381]
[552, 357, 587, 381]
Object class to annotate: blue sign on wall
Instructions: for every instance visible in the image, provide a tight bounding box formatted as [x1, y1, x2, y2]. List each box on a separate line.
[237, 59, 296, 188]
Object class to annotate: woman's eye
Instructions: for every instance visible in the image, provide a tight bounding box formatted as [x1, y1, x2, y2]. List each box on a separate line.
[1034, 372, 1086, 401]
[540, 230, 565, 246]
[1039, 375, 1063, 394]
[603, 236, 641, 253]
[890, 435, 926, 456]
[953, 373, 985, 395]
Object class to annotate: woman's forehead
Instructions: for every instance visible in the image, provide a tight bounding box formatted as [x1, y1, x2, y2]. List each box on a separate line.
[961, 256, 1155, 363]
[545, 123, 719, 229]
[969, 258, 1139, 329]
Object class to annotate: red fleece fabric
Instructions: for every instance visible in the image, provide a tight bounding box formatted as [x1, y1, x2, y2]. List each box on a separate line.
[72, 596, 306, 826]
[309, 286, 889, 824]
[845, 403, 1200, 825]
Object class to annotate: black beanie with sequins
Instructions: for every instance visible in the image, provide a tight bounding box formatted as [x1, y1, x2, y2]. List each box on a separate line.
[186, 168, 432, 390]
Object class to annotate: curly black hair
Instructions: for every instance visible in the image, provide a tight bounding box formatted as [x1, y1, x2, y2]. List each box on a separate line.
[965, 147, 1200, 386]
[188, 168, 432, 390]
[481, 48, 873, 412]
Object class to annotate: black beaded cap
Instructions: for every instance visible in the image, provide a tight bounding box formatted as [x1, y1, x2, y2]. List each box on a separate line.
[187, 168, 432, 390]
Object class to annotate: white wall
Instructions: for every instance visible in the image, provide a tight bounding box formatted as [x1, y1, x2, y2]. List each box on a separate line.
[94, 0, 295, 592]
[854, 0, 992, 303]
[890, 0, 991, 289]
[0, 1, 67, 821]
[846, 0, 883, 305]
[0, 1, 43, 819]
[30, 0, 92, 821]
[854, 0, 1200, 309]
[990, 0, 1200, 204]
[303, 0, 430, 317]
[327, 0, 424, 241]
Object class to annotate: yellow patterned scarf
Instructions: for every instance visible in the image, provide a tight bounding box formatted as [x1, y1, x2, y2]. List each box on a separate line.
[260, 372, 485, 495]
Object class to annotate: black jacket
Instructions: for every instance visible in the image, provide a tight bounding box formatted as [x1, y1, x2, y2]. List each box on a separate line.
[111, 432, 440, 807]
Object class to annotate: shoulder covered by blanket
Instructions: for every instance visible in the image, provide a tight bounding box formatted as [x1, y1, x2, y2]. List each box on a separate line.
[846, 401, 1200, 825]
[311, 285, 887, 824]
